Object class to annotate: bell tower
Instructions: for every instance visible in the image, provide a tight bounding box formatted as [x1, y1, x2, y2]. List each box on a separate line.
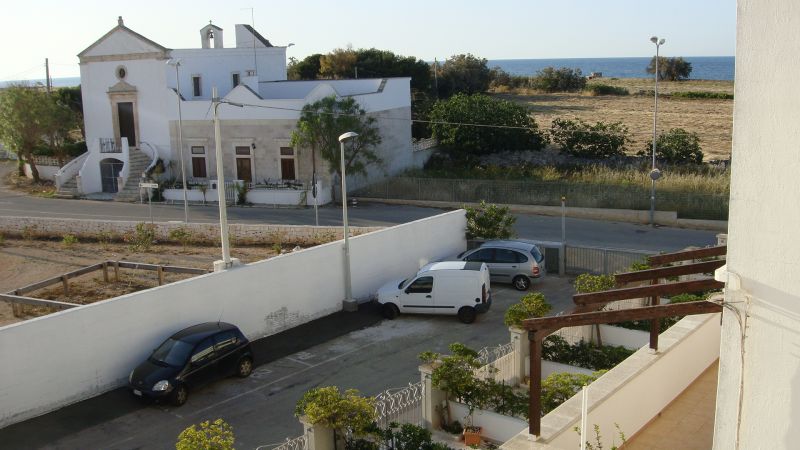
[200, 22, 224, 49]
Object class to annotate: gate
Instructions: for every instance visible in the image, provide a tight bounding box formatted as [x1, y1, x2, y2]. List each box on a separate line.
[100, 158, 124, 193]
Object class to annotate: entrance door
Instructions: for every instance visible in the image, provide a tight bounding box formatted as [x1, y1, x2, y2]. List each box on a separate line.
[236, 158, 252, 183]
[397, 276, 436, 314]
[100, 158, 124, 193]
[117, 102, 136, 147]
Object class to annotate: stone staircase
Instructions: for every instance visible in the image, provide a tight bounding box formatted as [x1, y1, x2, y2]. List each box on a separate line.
[55, 176, 79, 199]
[114, 148, 152, 202]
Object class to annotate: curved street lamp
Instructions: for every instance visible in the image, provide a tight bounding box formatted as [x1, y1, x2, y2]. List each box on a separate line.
[650, 36, 665, 227]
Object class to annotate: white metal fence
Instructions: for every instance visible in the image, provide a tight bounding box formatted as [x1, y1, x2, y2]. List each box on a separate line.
[256, 435, 307, 450]
[373, 381, 425, 429]
[475, 342, 516, 384]
[565, 245, 654, 275]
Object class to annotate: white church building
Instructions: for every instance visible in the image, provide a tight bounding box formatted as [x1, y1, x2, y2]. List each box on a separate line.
[56, 17, 420, 204]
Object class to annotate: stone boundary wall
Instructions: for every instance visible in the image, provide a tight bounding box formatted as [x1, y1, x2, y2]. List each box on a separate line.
[0, 216, 382, 245]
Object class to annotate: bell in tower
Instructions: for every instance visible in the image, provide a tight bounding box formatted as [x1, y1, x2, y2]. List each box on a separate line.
[200, 21, 224, 49]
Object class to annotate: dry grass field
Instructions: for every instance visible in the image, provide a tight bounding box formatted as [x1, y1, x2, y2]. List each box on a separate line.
[493, 78, 734, 161]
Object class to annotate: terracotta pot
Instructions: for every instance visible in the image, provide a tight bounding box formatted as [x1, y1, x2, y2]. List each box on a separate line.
[463, 426, 482, 446]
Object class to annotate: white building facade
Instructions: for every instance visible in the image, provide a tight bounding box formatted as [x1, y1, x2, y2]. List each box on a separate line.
[60, 17, 415, 204]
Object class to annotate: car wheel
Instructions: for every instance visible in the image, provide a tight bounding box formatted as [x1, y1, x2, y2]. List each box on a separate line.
[171, 384, 188, 407]
[237, 357, 253, 378]
[512, 275, 531, 291]
[382, 303, 399, 319]
[458, 306, 477, 324]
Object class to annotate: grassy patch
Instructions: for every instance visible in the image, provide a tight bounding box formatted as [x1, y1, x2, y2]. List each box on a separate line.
[584, 83, 629, 96]
[672, 91, 734, 100]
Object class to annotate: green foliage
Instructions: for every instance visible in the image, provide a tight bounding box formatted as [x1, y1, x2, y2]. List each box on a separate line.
[437, 54, 491, 98]
[168, 227, 194, 249]
[320, 47, 358, 79]
[672, 91, 733, 100]
[542, 336, 634, 370]
[627, 259, 651, 272]
[646, 56, 693, 81]
[61, 234, 78, 249]
[294, 386, 376, 435]
[430, 93, 545, 157]
[352, 48, 431, 91]
[541, 371, 606, 414]
[291, 96, 382, 185]
[419, 343, 484, 426]
[175, 418, 235, 450]
[574, 273, 616, 294]
[125, 223, 156, 251]
[504, 292, 552, 328]
[288, 54, 323, 80]
[482, 379, 529, 419]
[574, 423, 627, 450]
[530, 67, 587, 93]
[465, 201, 516, 240]
[584, 83, 629, 96]
[641, 128, 704, 165]
[550, 118, 630, 158]
[235, 182, 249, 205]
[362, 422, 453, 450]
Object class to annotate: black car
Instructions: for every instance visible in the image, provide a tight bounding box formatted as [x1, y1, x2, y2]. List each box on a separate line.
[129, 322, 254, 406]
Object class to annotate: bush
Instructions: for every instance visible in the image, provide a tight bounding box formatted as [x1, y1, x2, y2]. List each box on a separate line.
[574, 273, 616, 294]
[584, 83, 629, 96]
[235, 183, 249, 205]
[437, 53, 491, 98]
[541, 371, 606, 414]
[61, 234, 78, 249]
[169, 227, 194, 249]
[640, 128, 704, 165]
[294, 386, 376, 435]
[504, 292, 552, 328]
[465, 200, 516, 239]
[430, 93, 546, 157]
[176, 419, 235, 450]
[542, 335, 634, 370]
[672, 91, 733, 100]
[530, 67, 587, 92]
[550, 118, 630, 158]
[646, 56, 692, 81]
[124, 223, 156, 251]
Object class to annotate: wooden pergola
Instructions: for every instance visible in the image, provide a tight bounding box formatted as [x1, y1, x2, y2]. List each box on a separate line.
[522, 246, 727, 436]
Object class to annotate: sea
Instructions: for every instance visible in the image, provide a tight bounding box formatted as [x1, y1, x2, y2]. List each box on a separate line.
[1, 56, 734, 88]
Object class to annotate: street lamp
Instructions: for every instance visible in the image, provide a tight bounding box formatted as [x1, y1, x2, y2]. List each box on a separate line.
[339, 131, 359, 311]
[211, 87, 244, 271]
[166, 58, 189, 223]
[649, 36, 665, 227]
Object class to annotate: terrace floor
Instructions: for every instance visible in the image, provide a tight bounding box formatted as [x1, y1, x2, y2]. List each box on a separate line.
[625, 359, 718, 450]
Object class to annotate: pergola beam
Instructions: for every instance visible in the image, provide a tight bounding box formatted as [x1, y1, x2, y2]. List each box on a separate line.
[614, 260, 726, 285]
[573, 279, 724, 305]
[648, 246, 726, 266]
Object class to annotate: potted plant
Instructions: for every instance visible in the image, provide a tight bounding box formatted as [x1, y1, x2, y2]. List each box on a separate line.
[294, 386, 376, 450]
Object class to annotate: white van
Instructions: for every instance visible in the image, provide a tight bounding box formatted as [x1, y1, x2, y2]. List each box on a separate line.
[376, 261, 492, 324]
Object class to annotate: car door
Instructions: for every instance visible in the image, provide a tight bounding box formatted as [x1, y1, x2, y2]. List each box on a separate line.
[185, 337, 218, 388]
[464, 248, 500, 281]
[213, 330, 241, 377]
[492, 248, 522, 281]
[397, 276, 435, 314]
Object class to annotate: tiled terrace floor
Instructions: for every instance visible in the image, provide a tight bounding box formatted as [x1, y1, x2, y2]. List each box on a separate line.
[625, 360, 718, 450]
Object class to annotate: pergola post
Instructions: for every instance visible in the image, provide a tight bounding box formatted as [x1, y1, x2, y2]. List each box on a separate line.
[649, 278, 660, 350]
[529, 330, 542, 436]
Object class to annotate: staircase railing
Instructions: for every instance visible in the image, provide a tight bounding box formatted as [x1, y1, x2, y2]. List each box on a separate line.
[139, 141, 160, 178]
[54, 152, 88, 190]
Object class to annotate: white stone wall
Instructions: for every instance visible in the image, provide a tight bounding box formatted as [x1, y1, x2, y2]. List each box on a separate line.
[0, 210, 466, 428]
[714, 2, 800, 449]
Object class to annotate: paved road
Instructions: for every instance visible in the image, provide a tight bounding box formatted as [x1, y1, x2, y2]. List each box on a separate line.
[0, 280, 575, 450]
[0, 161, 719, 252]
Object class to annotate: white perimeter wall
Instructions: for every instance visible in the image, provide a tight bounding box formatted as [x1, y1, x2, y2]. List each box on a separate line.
[0, 210, 466, 428]
[715, 2, 800, 449]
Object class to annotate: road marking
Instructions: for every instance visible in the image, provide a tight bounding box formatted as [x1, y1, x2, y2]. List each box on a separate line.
[293, 351, 314, 360]
[189, 341, 376, 417]
[285, 357, 314, 367]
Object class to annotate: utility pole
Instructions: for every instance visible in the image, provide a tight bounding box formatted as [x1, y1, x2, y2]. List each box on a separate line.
[45, 58, 51, 93]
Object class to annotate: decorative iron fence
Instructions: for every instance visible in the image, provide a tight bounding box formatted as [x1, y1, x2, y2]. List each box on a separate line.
[373, 381, 425, 429]
[354, 177, 729, 220]
[565, 245, 654, 275]
[99, 138, 120, 153]
[475, 342, 516, 384]
[30, 155, 74, 167]
[256, 435, 307, 450]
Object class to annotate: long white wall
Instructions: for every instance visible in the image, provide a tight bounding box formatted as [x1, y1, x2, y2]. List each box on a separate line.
[715, 2, 800, 449]
[0, 210, 466, 428]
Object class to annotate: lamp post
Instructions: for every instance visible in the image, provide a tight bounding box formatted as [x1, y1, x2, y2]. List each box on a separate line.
[649, 36, 665, 227]
[339, 131, 359, 311]
[211, 87, 244, 271]
[167, 58, 189, 223]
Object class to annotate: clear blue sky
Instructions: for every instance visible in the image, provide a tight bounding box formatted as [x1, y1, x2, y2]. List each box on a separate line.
[2, 0, 736, 82]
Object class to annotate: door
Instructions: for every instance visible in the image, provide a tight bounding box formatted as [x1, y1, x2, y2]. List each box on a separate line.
[185, 337, 218, 388]
[236, 158, 252, 183]
[397, 276, 435, 314]
[99, 158, 124, 193]
[465, 248, 500, 281]
[492, 249, 523, 281]
[213, 330, 242, 377]
[117, 102, 136, 147]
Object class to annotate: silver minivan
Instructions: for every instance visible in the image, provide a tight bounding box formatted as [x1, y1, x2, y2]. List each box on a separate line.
[455, 240, 545, 290]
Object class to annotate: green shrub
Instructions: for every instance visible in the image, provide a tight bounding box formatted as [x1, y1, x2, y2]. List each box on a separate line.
[626, 259, 651, 272]
[542, 335, 634, 370]
[125, 223, 156, 251]
[363, 423, 454, 450]
[574, 273, 616, 294]
[550, 118, 630, 158]
[295, 386, 376, 435]
[235, 183, 250, 205]
[584, 84, 629, 96]
[672, 91, 733, 100]
[61, 234, 78, 249]
[641, 128, 704, 165]
[542, 371, 606, 414]
[168, 227, 194, 250]
[504, 292, 552, 328]
[530, 67, 586, 92]
[574, 424, 627, 450]
[465, 201, 516, 239]
[176, 418, 235, 450]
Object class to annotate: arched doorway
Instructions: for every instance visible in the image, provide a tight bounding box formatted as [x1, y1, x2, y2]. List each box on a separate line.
[100, 158, 124, 193]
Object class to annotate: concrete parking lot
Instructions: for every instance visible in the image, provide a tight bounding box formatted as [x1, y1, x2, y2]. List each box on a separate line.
[0, 276, 575, 450]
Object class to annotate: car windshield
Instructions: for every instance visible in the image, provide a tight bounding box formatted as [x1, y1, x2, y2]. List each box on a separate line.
[150, 338, 193, 367]
[399, 277, 412, 289]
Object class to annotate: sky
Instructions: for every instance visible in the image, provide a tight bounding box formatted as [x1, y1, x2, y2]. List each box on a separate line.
[1, 0, 736, 82]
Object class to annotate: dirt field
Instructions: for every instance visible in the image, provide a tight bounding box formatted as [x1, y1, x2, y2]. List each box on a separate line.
[493, 78, 734, 161]
[0, 238, 285, 327]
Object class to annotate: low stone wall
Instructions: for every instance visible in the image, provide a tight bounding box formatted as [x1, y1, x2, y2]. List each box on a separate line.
[0, 216, 382, 245]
